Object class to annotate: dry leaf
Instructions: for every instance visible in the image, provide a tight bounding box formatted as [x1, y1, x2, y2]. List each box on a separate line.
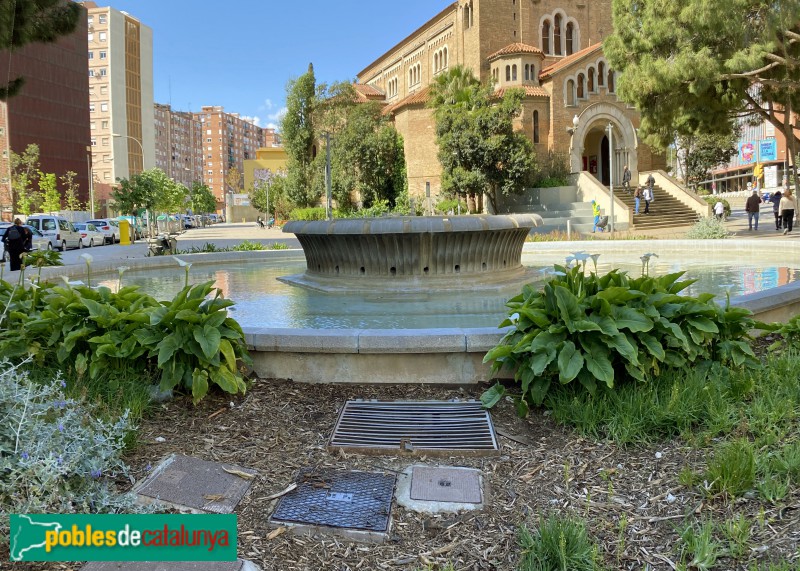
[222, 467, 256, 480]
[204, 494, 226, 502]
[263, 483, 297, 501]
[266, 527, 286, 540]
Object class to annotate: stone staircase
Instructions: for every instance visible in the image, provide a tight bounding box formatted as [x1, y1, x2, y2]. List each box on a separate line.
[619, 185, 701, 230]
[528, 201, 600, 234]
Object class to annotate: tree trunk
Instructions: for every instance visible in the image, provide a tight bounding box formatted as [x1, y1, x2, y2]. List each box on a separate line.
[476, 192, 484, 213]
[466, 193, 476, 213]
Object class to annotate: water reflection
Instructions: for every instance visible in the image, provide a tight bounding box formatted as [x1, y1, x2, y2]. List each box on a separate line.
[96, 255, 799, 330]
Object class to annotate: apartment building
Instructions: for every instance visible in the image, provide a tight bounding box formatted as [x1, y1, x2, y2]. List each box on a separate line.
[263, 127, 282, 148]
[0, 4, 91, 220]
[83, 2, 154, 204]
[154, 103, 203, 189]
[194, 106, 264, 206]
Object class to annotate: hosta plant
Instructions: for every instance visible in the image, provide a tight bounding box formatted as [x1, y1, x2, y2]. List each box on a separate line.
[482, 264, 758, 416]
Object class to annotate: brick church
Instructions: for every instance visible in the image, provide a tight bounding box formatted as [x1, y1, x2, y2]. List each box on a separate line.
[355, 0, 665, 203]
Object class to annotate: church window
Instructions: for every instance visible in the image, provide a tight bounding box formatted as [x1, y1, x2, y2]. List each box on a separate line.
[566, 22, 574, 55]
[554, 14, 562, 56]
[533, 110, 540, 143]
[608, 70, 615, 93]
[434, 53, 439, 72]
[524, 65, 529, 81]
[512, 65, 517, 81]
[464, 2, 471, 29]
[444, 47, 449, 68]
[566, 79, 575, 106]
[542, 20, 551, 54]
[577, 73, 585, 98]
[588, 67, 595, 92]
[506, 65, 511, 82]
[598, 62, 605, 86]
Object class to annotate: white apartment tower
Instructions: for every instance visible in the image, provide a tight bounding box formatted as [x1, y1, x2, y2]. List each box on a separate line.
[83, 2, 154, 194]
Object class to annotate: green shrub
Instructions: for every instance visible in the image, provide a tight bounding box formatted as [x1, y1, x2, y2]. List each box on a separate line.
[702, 196, 731, 217]
[269, 242, 289, 250]
[518, 514, 601, 571]
[0, 279, 251, 404]
[677, 520, 721, 571]
[231, 240, 265, 251]
[23, 249, 63, 267]
[705, 439, 756, 497]
[532, 151, 571, 189]
[482, 263, 758, 414]
[686, 216, 732, 239]
[358, 199, 392, 218]
[0, 361, 144, 552]
[435, 197, 468, 215]
[289, 207, 327, 221]
[770, 314, 800, 351]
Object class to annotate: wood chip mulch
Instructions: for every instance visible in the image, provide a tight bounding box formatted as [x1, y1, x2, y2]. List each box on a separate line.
[6, 372, 799, 571]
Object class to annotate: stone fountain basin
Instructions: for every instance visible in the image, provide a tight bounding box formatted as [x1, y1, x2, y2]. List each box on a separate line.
[39, 240, 800, 385]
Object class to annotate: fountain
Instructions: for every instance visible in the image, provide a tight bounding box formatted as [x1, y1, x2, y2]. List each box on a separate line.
[281, 214, 542, 292]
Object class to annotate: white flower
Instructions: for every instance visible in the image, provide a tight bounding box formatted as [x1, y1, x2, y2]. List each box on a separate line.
[571, 251, 590, 263]
[80, 253, 94, 264]
[173, 257, 191, 268]
[117, 265, 130, 275]
[589, 254, 601, 264]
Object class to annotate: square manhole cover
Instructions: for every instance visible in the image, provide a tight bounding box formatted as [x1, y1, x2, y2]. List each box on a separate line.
[410, 466, 482, 503]
[271, 469, 396, 533]
[135, 454, 257, 513]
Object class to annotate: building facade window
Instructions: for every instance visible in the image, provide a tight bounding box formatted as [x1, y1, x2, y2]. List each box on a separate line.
[100, 102, 108, 112]
[566, 79, 576, 106]
[524, 65, 529, 81]
[566, 22, 574, 55]
[512, 64, 517, 81]
[88, 51, 94, 59]
[542, 20, 551, 54]
[506, 65, 511, 81]
[588, 68, 595, 92]
[598, 62, 605, 86]
[554, 14, 562, 56]
[533, 110, 540, 143]
[100, 51, 107, 59]
[577, 73, 585, 98]
[99, 14, 107, 24]
[99, 32, 107, 42]
[608, 70, 615, 92]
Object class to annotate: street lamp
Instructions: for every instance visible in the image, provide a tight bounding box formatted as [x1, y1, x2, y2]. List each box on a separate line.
[322, 131, 333, 220]
[86, 145, 95, 217]
[606, 122, 616, 233]
[112, 133, 143, 175]
[566, 114, 580, 172]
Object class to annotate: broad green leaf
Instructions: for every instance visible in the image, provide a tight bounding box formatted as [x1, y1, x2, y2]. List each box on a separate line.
[573, 320, 602, 332]
[531, 348, 556, 375]
[528, 377, 551, 405]
[605, 333, 639, 365]
[687, 316, 719, 334]
[557, 341, 584, 383]
[157, 334, 182, 367]
[584, 348, 614, 387]
[219, 339, 237, 373]
[194, 325, 222, 360]
[611, 306, 653, 332]
[175, 309, 202, 323]
[624, 361, 645, 382]
[192, 369, 209, 403]
[484, 344, 513, 363]
[639, 333, 666, 361]
[515, 398, 530, 418]
[597, 287, 642, 304]
[554, 286, 584, 331]
[576, 370, 597, 395]
[530, 330, 567, 352]
[480, 383, 506, 408]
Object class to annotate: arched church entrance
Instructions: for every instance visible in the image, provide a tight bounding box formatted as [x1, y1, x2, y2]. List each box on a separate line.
[569, 103, 638, 186]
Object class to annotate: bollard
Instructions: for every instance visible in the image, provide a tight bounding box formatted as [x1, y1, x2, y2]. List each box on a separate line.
[567, 219, 571, 240]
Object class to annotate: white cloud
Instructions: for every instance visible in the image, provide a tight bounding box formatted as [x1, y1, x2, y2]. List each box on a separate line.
[259, 99, 275, 112]
[268, 107, 287, 123]
[265, 122, 278, 130]
[241, 115, 263, 127]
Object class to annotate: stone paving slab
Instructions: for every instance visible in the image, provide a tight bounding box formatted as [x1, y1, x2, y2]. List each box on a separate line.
[134, 454, 257, 514]
[82, 559, 261, 571]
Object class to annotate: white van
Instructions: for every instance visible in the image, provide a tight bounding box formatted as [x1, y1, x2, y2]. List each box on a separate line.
[26, 215, 83, 251]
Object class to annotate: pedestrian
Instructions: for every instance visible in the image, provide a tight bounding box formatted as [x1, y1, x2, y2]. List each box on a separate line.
[779, 189, 798, 234]
[770, 190, 783, 230]
[622, 165, 632, 193]
[1, 218, 32, 272]
[633, 185, 643, 214]
[643, 185, 654, 214]
[591, 200, 604, 233]
[745, 189, 762, 231]
[257, 216, 265, 229]
[646, 172, 655, 193]
[713, 200, 725, 221]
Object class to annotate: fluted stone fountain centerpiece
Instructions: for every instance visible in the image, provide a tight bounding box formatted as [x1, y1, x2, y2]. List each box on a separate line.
[281, 214, 542, 292]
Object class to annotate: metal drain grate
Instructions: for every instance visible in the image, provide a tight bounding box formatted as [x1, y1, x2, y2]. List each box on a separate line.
[270, 469, 396, 533]
[329, 400, 500, 456]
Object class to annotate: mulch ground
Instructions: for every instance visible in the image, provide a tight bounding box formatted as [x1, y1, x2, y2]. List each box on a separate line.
[6, 353, 799, 570]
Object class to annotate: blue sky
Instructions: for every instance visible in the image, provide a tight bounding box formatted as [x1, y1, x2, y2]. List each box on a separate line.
[103, 0, 451, 129]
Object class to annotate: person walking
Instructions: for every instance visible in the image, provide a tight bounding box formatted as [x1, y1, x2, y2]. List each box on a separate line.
[779, 189, 798, 234]
[622, 166, 632, 193]
[770, 190, 783, 230]
[643, 185, 654, 214]
[1, 218, 32, 272]
[646, 173, 655, 193]
[713, 200, 725, 221]
[591, 200, 604, 233]
[745, 189, 762, 231]
[633, 185, 643, 214]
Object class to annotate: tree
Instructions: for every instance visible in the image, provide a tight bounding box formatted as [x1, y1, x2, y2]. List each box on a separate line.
[38, 171, 60, 213]
[61, 171, 84, 217]
[112, 168, 183, 236]
[248, 170, 274, 215]
[190, 182, 216, 219]
[429, 66, 536, 213]
[328, 100, 407, 210]
[281, 64, 320, 206]
[10, 144, 40, 215]
[0, 0, 83, 99]
[604, 0, 800, 189]
[676, 132, 739, 189]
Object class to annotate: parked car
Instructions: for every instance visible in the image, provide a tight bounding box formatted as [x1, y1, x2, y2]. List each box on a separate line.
[86, 219, 121, 244]
[74, 222, 105, 248]
[25, 215, 82, 251]
[2, 224, 59, 262]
